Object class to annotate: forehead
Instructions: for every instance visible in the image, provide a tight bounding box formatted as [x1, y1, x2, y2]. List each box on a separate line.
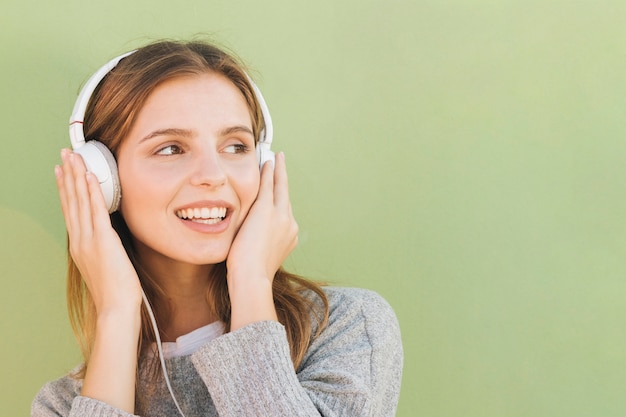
[149, 72, 248, 110]
[135, 73, 252, 127]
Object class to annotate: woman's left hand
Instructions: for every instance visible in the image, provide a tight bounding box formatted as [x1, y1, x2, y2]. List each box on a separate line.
[226, 152, 298, 329]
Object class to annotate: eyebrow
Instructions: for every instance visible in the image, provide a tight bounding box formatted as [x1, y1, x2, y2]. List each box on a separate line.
[138, 125, 254, 144]
[219, 125, 255, 138]
[139, 128, 194, 144]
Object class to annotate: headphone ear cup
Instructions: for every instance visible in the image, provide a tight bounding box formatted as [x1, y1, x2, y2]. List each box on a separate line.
[73, 141, 121, 213]
[257, 142, 275, 169]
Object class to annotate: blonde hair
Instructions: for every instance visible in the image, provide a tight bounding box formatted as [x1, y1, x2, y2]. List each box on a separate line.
[67, 40, 328, 377]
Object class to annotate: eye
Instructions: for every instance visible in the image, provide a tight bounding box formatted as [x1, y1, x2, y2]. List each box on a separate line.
[156, 144, 183, 155]
[223, 143, 250, 154]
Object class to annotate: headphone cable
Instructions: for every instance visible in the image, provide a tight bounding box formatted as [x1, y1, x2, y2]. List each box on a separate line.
[141, 289, 187, 417]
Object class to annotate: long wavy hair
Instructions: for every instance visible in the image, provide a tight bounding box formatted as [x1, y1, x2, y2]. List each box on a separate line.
[67, 40, 329, 377]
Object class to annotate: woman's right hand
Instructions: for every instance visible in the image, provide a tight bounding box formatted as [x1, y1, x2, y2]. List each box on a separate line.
[56, 149, 142, 413]
[56, 149, 142, 314]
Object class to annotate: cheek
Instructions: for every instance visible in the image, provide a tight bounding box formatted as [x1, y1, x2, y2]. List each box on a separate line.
[117, 164, 171, 217]
[232, 165, 261, 211]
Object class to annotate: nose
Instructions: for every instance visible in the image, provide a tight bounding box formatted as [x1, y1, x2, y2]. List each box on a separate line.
[189, 146, 226, 187]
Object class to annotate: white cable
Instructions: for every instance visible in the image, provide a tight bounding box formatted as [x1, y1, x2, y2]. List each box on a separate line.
[141, 289, 187, 417]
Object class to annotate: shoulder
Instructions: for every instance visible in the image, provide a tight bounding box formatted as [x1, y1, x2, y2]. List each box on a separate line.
[317, 286, 401, 333]
[304, 286, 403, 357]
[31, 371, 82, 416]
[323, 286, 397, 316]
[299, 286, 403, 414]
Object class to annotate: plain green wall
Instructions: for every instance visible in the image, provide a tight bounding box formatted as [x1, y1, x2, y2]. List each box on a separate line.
[2, 1, 626, 416]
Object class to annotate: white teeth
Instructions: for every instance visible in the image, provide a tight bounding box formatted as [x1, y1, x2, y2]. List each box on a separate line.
[176, 207, 227, 222]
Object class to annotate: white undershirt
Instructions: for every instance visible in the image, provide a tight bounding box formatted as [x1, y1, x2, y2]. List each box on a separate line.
[156, 321, 225, 359]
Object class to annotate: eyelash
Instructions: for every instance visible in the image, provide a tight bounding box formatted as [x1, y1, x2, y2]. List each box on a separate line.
[156, 144, 183, 155]
[224, 144, 250, 154]
[154, 142, 251, 156]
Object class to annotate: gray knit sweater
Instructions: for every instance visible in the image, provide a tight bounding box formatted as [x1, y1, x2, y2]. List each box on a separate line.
[32, 287, 403, 416]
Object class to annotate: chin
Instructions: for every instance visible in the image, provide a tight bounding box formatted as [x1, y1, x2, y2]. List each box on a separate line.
[133, 238, 231, 270]
[187, 254, 228, 266]
[167, 246, 228, 266]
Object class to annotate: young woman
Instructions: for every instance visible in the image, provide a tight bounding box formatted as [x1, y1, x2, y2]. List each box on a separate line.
[32, 39, 403, 417]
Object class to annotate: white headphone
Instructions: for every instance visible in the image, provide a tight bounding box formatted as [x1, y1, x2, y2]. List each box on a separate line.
[69, 50, 275, 213]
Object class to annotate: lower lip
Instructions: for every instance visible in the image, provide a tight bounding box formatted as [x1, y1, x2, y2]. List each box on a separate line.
[178, 214, 231, 234]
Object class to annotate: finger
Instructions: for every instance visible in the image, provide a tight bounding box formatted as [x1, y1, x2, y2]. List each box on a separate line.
[69, 152, 95, 238]
[273, 152, 291, 207]
[55, 163, 73, 233]
[257, 156, 275, 203]
[60, 149, 80, 237]
[85, 170, 112, 233]
[272, 152, 298, 242]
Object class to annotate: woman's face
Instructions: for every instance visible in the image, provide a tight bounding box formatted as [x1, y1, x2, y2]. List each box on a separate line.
[116, 73, 260, 269]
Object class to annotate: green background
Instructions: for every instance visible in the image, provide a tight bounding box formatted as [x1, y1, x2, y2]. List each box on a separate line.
[2, 1, 626, 416]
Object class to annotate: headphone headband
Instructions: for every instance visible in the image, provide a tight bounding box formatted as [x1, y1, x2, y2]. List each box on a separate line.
[69, 50, 274, 150]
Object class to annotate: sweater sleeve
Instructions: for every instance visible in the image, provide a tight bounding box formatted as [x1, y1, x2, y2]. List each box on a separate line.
[190, 287, 403, 417]
[31, 375, 138, 417]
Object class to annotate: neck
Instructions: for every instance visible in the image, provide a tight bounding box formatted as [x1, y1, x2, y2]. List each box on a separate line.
[136, 249, 221, 342]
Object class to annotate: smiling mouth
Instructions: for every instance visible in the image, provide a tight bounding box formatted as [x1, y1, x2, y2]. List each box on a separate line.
[176, 207, 227, 225]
